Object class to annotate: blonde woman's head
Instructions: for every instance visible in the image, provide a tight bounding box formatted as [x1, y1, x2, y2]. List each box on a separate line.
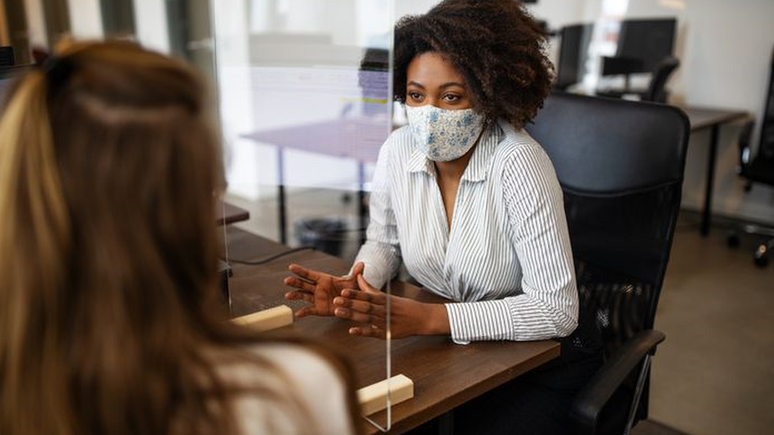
[0, 40, 228, 435]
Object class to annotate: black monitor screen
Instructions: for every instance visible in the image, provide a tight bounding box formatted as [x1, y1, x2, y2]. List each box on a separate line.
[616, 18, 676, 73]
[555, 23, 593, 89]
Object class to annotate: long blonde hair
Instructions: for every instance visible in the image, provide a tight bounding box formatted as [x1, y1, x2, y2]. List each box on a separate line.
[0, 41, 359, 435]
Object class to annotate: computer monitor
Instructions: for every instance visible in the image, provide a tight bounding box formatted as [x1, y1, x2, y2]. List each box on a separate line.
[0, 46, 15, 67]
[615, 18, 676, 74]
[555, 23, 593, 90]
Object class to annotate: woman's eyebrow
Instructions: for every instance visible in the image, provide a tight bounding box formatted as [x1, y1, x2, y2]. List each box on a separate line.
[439, 82, 465, 90]
[407, 81, 425, 89]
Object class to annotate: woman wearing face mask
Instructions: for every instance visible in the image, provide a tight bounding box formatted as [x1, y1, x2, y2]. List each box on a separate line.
[285, 1, 602, 433]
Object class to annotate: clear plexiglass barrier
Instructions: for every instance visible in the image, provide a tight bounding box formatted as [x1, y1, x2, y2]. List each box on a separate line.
[211, 0, 397, 430]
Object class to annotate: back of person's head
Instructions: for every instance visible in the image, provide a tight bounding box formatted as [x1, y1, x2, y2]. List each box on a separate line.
[0, 40, 258, 435]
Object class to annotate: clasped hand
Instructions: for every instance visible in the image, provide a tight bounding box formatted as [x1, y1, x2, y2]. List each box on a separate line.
[283, 262, 365, 318]
[284, 263, 448, 339]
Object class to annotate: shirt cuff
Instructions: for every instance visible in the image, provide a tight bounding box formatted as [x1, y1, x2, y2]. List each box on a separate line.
[445, 300, 514, 344]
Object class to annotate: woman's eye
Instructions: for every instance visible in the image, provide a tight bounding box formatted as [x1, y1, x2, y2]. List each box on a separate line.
[443, 94, 461, 102]
[408, 91, 423, 101]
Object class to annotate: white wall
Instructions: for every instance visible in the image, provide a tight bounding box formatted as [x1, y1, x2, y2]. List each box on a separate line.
[528, 0, 589, 28]
[394, 0, 436, 18]
[23, 0, 47, 47]
[133, 0, 170, 53]
[395, 0, 591, 26]
[584, 0, 774, 223]
[66, 0, 103, 39]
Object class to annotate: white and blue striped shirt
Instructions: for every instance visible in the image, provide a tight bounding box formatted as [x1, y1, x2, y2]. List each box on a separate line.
[354, 119, 578, 344]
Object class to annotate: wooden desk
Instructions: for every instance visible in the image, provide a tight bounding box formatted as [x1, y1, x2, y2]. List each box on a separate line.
[217, 201, 250, 225]
[682, 106, 748, 236]
[225, 227, 560, 434]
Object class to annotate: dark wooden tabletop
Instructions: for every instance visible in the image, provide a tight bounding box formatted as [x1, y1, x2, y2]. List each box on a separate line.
[681, 106, 748, 131]
[217, 202, 250, 225]
[225, 227, 560, 434]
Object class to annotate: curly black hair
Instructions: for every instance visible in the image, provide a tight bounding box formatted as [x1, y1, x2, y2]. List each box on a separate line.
[394, 0, 553, 129]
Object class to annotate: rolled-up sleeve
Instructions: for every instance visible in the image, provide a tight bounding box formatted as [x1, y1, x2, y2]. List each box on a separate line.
[353, 142, 402, 289]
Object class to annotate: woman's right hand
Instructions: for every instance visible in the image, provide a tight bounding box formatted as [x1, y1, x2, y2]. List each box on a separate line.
[284, 262, 365, 317]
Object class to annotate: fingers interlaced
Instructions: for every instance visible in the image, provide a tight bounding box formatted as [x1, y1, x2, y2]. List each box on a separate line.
[284, 276, 315, 293]
[340, 288, 387, 305]
[348, 325, 386, 339]
[288, 264, 319, 280]
[334, 307, 376, 324]
[285, 291, 314, 303]
[334, 296, 385, 317]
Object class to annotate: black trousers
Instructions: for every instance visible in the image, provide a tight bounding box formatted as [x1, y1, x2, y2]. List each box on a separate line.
[408, 327, 604, 435]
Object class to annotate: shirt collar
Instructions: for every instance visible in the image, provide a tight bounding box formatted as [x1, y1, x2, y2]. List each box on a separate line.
[407, 146, 434, 175]
[406, 122, 504, 182]
[461, 123, 503, 182]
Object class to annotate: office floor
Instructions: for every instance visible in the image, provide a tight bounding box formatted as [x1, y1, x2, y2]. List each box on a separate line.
[647, 214, 774, 435]
[227, 190, 774, 435]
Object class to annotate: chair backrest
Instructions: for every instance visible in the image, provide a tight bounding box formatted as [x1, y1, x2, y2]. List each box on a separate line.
[526, 93, 689, 427]
[740, 44, 774, 184]
[758, 45, 774, 162]
[526, 91, 689, 362]
[644, 56, 680, 102]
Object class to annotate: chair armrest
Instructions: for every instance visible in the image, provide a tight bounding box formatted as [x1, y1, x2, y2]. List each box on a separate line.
[569, 329, 666, 435]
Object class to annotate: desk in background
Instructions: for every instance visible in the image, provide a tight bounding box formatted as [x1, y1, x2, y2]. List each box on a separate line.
[242, 117, 387, 245]
[225, 227, 559, 434]
[217, 201, 250, 225]
[682, 106, 748, 236]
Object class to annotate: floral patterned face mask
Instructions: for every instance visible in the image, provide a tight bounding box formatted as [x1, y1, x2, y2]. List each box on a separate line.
[405, 105, 486, 162]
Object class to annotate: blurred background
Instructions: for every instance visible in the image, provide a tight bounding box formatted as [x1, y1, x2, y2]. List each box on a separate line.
[2, 0, 772, 248]
[1, 1, 772, 435]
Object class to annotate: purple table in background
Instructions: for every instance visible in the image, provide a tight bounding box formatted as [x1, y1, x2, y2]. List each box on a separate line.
[242, 117, 388, 244]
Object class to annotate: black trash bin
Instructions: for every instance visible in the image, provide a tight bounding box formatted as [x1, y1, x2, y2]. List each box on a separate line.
[295, 217, 348, 257]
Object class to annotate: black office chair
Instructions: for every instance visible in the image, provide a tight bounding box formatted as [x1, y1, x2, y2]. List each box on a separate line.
[726, 45, 774, 267]
[526, 93, 690, 435]
[642, 56, 680, 103]
[597, 56, 680, 103]
[727, 117, 774, 267]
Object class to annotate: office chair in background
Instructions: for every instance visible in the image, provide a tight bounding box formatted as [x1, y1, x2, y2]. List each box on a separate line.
[726, 44, 774, 267]
[642, 56, 680, 103]
[596, 55, 680, 103]
[727, 120, 774, 267]
[527, 93, 690, 435]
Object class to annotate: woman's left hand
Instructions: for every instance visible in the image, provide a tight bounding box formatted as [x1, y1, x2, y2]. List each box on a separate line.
[332, 275, 450, 339]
